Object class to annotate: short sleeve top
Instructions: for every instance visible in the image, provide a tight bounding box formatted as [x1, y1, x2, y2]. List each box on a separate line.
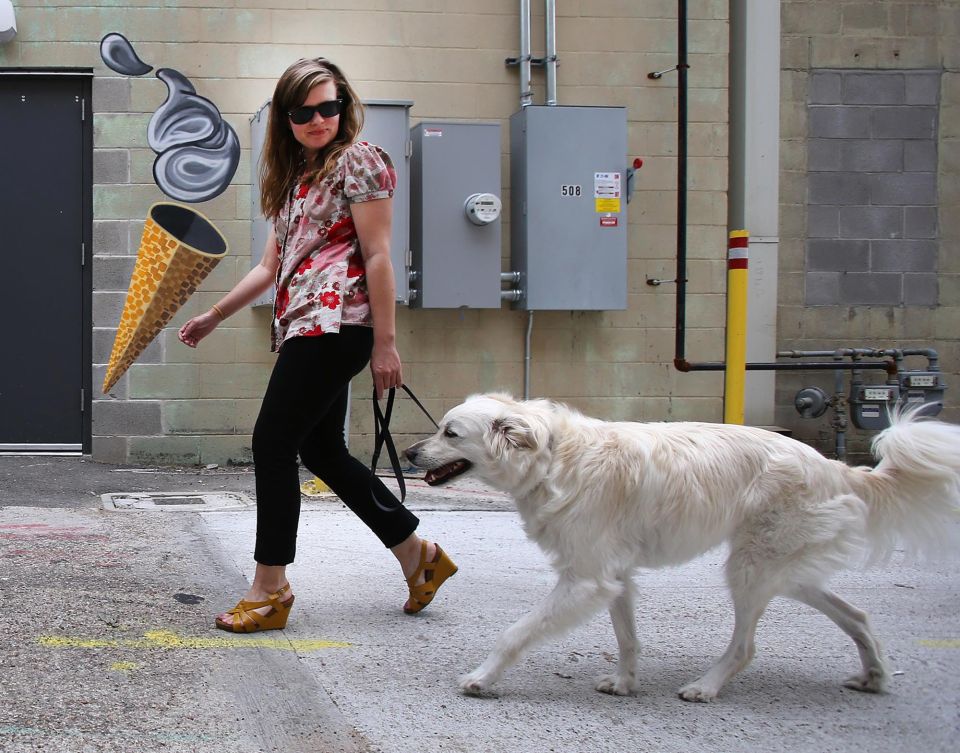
[270, 141, 397, 352]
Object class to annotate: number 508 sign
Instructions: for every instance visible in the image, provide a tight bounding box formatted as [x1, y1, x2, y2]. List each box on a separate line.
[560, 184, 582, 197]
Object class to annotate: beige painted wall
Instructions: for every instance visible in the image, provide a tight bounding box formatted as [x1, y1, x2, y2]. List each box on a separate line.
[779, 0, 959, 460]
[1, 0, 732, 464]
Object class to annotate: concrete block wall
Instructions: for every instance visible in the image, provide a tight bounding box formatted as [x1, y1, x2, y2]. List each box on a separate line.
[780, 0, 959, 459]
[0, 1, 731, 465]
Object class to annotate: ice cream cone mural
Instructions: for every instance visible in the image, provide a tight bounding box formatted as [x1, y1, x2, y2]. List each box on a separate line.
[98, 33, 240, 394]
[102, 203, 227, 393]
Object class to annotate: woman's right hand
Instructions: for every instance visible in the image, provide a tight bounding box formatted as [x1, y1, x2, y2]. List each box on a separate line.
[178, 310, 221, 348]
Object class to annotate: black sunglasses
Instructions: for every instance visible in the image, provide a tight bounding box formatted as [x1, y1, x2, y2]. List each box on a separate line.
[287, 99, 344, 125]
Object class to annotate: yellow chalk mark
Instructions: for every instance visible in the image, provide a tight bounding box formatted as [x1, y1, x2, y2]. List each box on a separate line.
[918, 639, 960, 649]
[38, 629, 350, 652]
[110, 661, 140, 672]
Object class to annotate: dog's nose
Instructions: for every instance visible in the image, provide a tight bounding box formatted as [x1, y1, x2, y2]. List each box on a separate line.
[403, 441, 421, 464]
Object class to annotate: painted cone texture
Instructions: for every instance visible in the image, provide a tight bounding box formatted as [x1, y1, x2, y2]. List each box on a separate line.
[102, 204, 227, 393]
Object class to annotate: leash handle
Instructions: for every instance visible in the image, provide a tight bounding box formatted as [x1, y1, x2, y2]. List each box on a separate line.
[369, 385, 438, 512]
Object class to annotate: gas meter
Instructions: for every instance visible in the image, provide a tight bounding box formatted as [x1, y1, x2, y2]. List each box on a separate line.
[897, 371, 945, 415]
[849, 383, 900, 430]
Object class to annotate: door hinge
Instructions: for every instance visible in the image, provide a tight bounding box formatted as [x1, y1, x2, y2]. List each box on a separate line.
[81, 97, 85, 121]
[81, 242, 85, 266]
[405, 139, 413, 158]
[80, 388, 85, 412]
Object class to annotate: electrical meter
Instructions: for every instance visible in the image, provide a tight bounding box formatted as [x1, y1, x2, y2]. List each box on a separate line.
[464, 193, 502, 226]
[850, 383, 900, 430]
[897, 370, 945, 416]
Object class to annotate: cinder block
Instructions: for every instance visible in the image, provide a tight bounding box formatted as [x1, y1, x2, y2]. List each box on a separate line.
[808, 172, 871, 205]
[842, 3, 888, 34]
[92, 255, 136, 292]
[808, 205, 840, 238]
[92, 400, 162, 437]
[869, 172, 937, 206]
[903, 273, 939, 306]
[92, 77, 131, 113]
[843, 72, 903, 105]
[808, 106, 871, 139]
[197, 436, 254, 466]
[904, 141, 938, 171]
[871, 240, 938, 272]
[129, 364, 202, 400]
[839, 139, 903, 172]
[839, 206, 903, 239]
[804, 272, 840, 305]
[871, 107, 937, 139]
[904, 206, 938, 239]
[91, 435, 128, 464]
[807, 139, 841, 171]
[837, 273, 902, 305]
[807, 240, 870, 272]
[93, 221, 130, 256]
[92, 291, 128, 328]
[904, 71, 941, 106]
[128, 436, 201, 466]
[809, 73, 842, 105]
[93, 328, 163, 367]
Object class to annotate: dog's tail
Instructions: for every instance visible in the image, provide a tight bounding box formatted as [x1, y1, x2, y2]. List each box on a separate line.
[850, 406, 960, 562]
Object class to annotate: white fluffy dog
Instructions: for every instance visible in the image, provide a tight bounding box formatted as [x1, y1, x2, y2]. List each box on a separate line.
[404, 393, 960, 701]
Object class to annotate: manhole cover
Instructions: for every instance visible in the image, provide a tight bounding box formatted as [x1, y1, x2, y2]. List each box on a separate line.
[101, 491, 252, 512]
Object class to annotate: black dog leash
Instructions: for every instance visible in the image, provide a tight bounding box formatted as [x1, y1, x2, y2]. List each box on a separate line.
[370, 385, 439, 511]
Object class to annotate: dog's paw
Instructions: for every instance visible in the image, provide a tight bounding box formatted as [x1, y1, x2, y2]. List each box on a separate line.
[459, 670, 494, 696]
[595, 674, 636, 696]
[842, 667, 887, 694]
[677, 682, 718, 703]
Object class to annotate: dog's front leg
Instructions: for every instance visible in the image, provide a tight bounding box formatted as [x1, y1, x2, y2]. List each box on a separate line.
[460, 574, 616, 695]
[596, 576, 638, 696]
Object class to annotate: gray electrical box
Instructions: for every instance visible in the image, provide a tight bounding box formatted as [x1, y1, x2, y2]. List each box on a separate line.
[510, 105, 628, 310]
[249, 99, 413, 306]
[409, 121, 502, 308]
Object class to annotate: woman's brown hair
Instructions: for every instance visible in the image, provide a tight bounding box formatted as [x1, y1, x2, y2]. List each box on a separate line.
[259, 57, 365, 219]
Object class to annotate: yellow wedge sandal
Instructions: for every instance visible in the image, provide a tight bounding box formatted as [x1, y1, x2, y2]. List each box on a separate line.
[215, 584, 295, 633]
[404, 542, 458, 615]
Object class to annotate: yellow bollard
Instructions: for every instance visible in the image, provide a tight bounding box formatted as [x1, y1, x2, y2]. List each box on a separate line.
[724, 230, 749, 424]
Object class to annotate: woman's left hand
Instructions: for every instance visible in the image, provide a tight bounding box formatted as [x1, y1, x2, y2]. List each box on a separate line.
[370, 340, 403, 400]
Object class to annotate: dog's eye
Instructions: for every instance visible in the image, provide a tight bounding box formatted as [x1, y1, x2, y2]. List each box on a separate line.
[443, 427, 458, 438]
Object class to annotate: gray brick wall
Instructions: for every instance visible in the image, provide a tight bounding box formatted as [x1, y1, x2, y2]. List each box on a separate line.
[805, 70, 940, 307]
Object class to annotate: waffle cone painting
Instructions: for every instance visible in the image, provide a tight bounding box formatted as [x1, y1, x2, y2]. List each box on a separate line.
[102, 203, 228, 393]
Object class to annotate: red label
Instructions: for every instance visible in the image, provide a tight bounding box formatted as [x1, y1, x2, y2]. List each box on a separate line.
[600, 216, 618, 227]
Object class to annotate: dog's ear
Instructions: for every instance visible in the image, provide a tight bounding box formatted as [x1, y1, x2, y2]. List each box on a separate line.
[490, 416, 537, 453]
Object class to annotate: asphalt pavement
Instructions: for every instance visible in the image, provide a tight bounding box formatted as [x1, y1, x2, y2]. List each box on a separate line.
[1, 454, 958, 753]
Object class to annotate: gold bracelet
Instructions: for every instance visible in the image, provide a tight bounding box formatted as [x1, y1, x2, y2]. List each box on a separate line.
[211, 303, 226, 321]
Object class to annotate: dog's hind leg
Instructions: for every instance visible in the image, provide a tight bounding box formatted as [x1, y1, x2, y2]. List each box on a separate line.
[596, 575, 638, 696]
[679, 543, 782, 702]
[460, 574, 619, 695]
[788, 584, 887, 693]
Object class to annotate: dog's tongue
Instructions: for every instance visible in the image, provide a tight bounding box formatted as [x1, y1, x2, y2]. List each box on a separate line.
[424, 460, 470, 486]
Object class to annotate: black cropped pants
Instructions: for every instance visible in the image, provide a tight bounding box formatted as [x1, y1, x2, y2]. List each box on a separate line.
[251, 327, 418, 565]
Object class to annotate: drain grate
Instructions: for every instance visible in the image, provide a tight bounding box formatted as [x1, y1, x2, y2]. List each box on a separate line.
[102, 491, 252, 512]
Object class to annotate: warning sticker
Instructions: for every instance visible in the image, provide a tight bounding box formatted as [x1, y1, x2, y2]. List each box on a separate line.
[600, 216, 618, 227]
[594, 172, 621, 213]
[594, 172, 621, 199]
[595, 198, 621, 213]
[424, 128, 443, 137]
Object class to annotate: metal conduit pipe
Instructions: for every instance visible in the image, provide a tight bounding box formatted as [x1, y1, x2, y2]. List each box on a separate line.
[544, 0, 558, 105]
[524, 310, 534, 399]
[518, 0, 533, 107]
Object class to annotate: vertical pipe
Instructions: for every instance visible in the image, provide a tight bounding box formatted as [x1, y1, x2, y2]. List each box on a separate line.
[524, 310, 534, 399]
[675, 0, 689, 364]
[545, 0, 558, 105]
[724, 231, 749, 424]
[520, 0, 533, 107]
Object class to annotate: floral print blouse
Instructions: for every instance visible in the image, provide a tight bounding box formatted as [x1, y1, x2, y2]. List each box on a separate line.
[271, 141, 397, 352]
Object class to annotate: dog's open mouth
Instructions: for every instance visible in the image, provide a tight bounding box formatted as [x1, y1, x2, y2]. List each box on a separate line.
[424, 459, 472, 486]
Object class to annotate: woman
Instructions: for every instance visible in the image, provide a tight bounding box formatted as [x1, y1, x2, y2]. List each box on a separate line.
[178, 57, 457, 632]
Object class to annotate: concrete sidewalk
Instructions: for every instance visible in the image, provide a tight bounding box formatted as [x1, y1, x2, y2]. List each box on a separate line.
[1, 455, 958, 752]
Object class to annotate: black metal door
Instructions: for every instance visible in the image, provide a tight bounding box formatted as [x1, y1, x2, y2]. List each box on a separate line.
[0, 73, 91, 451]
